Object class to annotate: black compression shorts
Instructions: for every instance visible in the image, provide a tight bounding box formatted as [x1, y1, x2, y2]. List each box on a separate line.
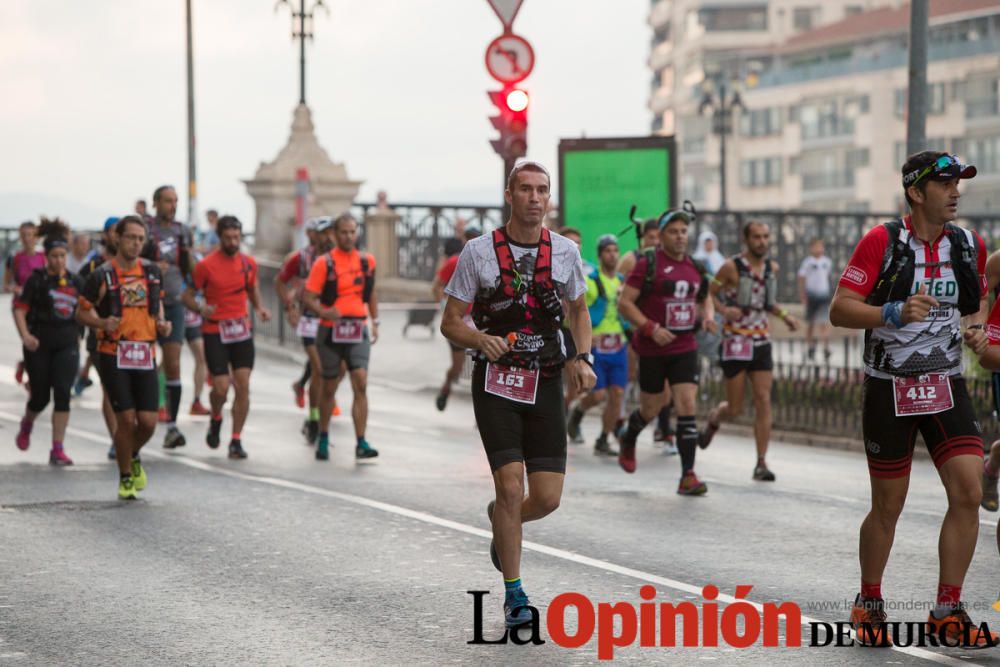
[862, 375, 983, 479]
[203, 333, 255, 376]
[97, 352, 159, 413]
[719, 341, 773, 379]
[637, 350, 700, 393]
[471, 362, 566, 474]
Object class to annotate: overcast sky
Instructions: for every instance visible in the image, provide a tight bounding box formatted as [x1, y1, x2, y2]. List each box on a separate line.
[1, 0, 650, 229]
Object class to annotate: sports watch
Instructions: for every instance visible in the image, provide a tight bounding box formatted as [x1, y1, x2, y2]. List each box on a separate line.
[575, 352, 594, 367]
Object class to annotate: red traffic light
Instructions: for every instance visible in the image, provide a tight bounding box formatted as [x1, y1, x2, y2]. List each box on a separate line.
[505, 89, 528, 112]
[488, 86, 529, 161]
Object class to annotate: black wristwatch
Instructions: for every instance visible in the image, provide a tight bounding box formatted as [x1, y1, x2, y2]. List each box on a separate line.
[575, 352, 594, 367]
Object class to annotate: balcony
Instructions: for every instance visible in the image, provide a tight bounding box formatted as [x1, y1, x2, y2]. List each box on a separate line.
[966, 97, 1000, 120]
[801, 170, 855, 193]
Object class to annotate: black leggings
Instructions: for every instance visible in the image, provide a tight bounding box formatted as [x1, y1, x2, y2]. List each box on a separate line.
[24, 342, 79, 413]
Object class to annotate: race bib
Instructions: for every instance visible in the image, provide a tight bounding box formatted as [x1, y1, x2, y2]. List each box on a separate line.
[297, 315, 319, 338]
[595, 333, 625, 354]
[117, 341, 154, 370]
[484, 363, 539, 405]
[331, 319, 365, 343]
[184, 309, 203, 327]
[219, 317, 252, 344]
[666, 302, 696, 330]
[721, 335, 754, 362]
[892, 374, 954, 417]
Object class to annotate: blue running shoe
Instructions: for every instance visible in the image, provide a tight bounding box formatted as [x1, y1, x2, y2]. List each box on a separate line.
[504, 588, 533, 628]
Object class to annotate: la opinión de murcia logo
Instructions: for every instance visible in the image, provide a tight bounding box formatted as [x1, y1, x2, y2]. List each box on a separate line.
[467, 587, 997, 658]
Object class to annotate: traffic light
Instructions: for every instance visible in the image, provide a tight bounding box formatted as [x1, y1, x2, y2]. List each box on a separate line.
[488, 86, 528, 161]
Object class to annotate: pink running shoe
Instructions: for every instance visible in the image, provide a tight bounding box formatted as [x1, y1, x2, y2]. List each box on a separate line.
[49, 448, 74, 466]
[15, 419, 31, 451]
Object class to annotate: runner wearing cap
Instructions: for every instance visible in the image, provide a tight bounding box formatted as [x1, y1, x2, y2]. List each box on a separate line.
[566, 234, 626, 456]
[832, 150, 994, 647]
[617, 209, 717, 493]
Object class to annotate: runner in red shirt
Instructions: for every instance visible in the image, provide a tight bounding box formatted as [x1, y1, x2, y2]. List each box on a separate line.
[831, 150, 994, 647]
[183, 216, 271, 460]
[432, 228, 481, 411]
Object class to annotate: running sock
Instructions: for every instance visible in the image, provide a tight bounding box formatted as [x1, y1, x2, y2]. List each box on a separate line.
[657, 403, 672, 432]
[677, 416, 698, 473]
[298, 362, 311, 388]
[860, 581, 882, 600]
[166, 380, 182, 424]
[231, 432, 241, 441]
[52, 440, 63, 451]
[309, 407, 319, 421]
[357, 435, 366, 447]
[157, 367, 166, 407]
[624, 409, 650, 442]
[932, 583, 962, 618]
[504, 577, 522, 593]
[19, 417, 32, 435]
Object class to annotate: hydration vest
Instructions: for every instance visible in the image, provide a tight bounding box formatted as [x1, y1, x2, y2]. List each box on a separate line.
[733, 254, 776, 311]
[145, 221, 191, 275]
[96, 259, 161, 319]
[863, 218, 980, 316]
[319, 252, 373, 308]
[587, 268, 627, 331]
[471, 227, 565, 370]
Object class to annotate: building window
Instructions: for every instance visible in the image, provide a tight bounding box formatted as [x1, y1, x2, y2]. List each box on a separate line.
[740, 107, 783, 138]
[799, 99, 855, 140]
[696, 5, 768, 32]
[799, 149, 862, 191]
[962, 135, 1000, 175]
[895, 84, 946, 117]
[793, 7, 820, 32]
[894, 138, 948, 167]
[844, 5, 864, 17]
[962, 76, 1000, 119]
[740, 157, 783, 187]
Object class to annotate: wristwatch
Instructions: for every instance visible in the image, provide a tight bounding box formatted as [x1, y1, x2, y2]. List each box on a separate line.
[575, 352, 594, 367]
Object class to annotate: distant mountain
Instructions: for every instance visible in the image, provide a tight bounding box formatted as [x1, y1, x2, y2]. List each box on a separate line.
[0, 192, 115, 231]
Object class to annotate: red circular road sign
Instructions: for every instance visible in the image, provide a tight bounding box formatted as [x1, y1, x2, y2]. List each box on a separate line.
[485, 33, 534, 84]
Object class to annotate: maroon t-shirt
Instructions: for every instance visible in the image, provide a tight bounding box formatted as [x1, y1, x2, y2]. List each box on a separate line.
[626, 249, 704, 357]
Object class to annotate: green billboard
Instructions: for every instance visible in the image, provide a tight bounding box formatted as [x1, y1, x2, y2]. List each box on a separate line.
[558, 136, 676, 265]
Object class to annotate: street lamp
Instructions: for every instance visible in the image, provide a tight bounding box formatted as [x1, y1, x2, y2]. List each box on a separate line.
[699, 79, 745, 211]
[275, 0, 329, 106]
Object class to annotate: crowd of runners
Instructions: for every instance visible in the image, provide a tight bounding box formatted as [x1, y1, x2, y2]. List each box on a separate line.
[7, 150, 1000, 645]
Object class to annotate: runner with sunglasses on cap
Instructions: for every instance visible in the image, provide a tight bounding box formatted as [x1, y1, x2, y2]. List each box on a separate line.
[831, 151, 994, 647]
[699, 220, 799, 482]
[182, 215, 271, 459]
[566, 234, 626, 456]
[617, 209, 717, 493]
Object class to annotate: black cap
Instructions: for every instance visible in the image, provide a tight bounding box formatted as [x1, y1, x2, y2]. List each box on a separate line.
[902, 151, 976, 188]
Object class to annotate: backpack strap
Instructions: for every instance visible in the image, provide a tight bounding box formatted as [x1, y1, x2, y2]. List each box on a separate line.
[360, 254, 374, 304]
[321, 254, 338, 307]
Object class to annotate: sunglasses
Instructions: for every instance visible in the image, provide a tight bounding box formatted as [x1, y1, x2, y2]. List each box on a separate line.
[903, 154, 960, 187]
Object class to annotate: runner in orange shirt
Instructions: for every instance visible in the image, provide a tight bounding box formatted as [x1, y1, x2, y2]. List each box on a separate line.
[183, 216, 271, 460]
[303, 213, 379, 462]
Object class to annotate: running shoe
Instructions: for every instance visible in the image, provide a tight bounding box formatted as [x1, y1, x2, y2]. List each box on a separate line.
[316, 434, 330, 461]
[661, 441, 679, 456]
[504, 588, 533, 628]
[677, 470, 707, 496]
[753, 461, 776, 482]
[163, 427, 186, 450]
[486, 500, 501, 572]
[355, 439, 379, 460]
[206, 418, 222, 449]
[567, 408, 584, 445]
[118, 476, 138, 500]
[15, 361, 24, 385]
[49, 448, 73, 466]
[653, 425, 675, 444]
[107, 443, 116, 460]
[435, 391, 449, 412]
[72, 375, 90, 397]
[849, 594, 891, 647]
[982, 460, 999, 512]
[926, 605, 998, 649]
[228, 440, 248, 460]
[189, 399, 210, 416]
[157, 405, 168, 423]
[292, 382, 305, 409]
[131, 458, 147, 491]
[15, 423, 30, 451]
[332, 402, 341, 417]
[301, 419, 319, 445]
[618, 441, 637, 474]
[594, 434, 618, 457]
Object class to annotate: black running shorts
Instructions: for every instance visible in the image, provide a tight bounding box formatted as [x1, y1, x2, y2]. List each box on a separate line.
[471, 362, 566, 474]
[203, 333, 255, 376]
[719, 341, 774, 379]
[97, 352, 159, 413]
[638, 350, 700, 393]
[862, 375, 983, 479]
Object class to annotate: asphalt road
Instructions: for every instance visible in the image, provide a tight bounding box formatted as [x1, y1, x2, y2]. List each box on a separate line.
[2, 305, 1000, 665]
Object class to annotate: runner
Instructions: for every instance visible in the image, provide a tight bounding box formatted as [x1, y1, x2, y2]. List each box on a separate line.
[440, 161, 594, 628]
[617, 210, 717, 493]
[141, 185, 194, 451]
[831, 150, 995, 647]
[566, 234, 625, 456]
[980, 251, 1000, 512]
[700, 220, 799, 481]
[12, 219, 84, 465]
[183, 215, 270, 459]
[77, 217, 121, 459]
[618, 217, 677, 452]
[303, 213, 379, 462]
[276, 216, 326, 443]
[5, 221, 45, 388]
[797, 238, 833, 362]
[557, 227, 586, 412]
[77, 216, 171, 500]
[183, 285, 211, 416]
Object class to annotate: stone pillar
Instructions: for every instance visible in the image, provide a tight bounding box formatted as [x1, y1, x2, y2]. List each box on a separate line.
[243, 104, 362, 261]
[364, 210, 400, 279]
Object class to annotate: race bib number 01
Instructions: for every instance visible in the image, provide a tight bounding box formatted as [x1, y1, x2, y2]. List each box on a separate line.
[721, 335, 753, 362]
[219, 317, 252, 344]
[297, 315, 319, 338]
[665, 302, 695, 330]
[484, 363, 539, 405]
[117, 341, 154, 370]
[892, 374, 954, 417]
[332, 319, 365, 343]
[184, 309, 203, 327]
